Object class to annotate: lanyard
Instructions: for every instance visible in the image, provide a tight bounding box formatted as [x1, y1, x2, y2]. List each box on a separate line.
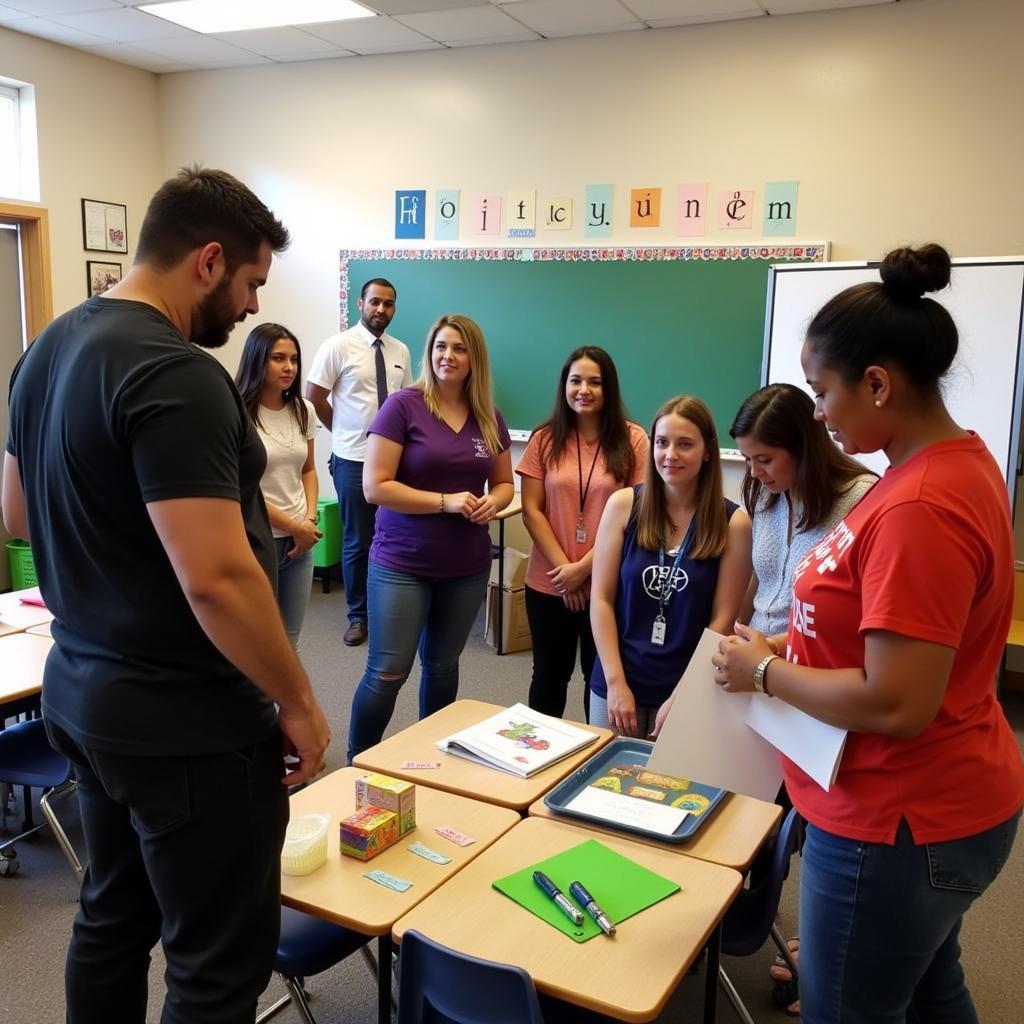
[576, 431, 602, 518]
[656, 515, 696, 620]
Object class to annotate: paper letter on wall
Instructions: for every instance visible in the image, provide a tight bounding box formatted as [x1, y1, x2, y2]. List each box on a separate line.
[676, 183, 707, 237]
[395, 190, 426, 240]
[630, 188, 662, 228]
[718, 188, 753, 231]
[763, 180, 798, 236]
[435, 189, 460, 241]
[507, 189, 536, 239]
[475, 194, 502, 236]
[585, 184, 613, 239]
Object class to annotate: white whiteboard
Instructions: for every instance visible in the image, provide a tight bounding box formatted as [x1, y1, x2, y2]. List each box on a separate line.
[763, 259, 1024, 489]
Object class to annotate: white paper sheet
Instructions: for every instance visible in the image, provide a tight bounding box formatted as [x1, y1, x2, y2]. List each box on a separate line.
[565, 786, 690, 836]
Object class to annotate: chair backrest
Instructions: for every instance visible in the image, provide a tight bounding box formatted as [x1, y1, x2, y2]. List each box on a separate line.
[397, 930, 544, 1024]
[721, 807, 802, 958]
[0, 718, 72, 789]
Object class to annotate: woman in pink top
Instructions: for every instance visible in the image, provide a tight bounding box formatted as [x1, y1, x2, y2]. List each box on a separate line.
[517, 346, 647, 720]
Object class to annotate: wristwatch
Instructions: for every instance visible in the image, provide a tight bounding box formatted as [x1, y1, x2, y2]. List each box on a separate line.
[753, 654, 778, 696]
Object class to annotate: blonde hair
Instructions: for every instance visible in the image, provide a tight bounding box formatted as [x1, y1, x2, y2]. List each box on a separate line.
[416, 314, 503, 455]
[635, 395, 728, 558]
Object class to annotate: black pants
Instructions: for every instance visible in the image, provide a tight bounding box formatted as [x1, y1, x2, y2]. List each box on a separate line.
[524, 586, 596, 722]
[46, 722, 290, 1024]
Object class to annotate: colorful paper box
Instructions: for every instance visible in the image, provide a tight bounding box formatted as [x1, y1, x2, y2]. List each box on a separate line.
[355, 773, 417, 836]
[339, 805, 399, 861]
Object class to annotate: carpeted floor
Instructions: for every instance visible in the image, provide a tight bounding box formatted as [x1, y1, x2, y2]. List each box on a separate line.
[2, 581, 1022, 1023]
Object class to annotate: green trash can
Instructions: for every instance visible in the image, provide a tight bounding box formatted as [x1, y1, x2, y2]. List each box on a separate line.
[6, 539, 37, 589]
[312, 498, 342, 593]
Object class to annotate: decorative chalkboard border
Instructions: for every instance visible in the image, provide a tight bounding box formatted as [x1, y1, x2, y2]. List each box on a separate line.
[337, 243, 829, 330]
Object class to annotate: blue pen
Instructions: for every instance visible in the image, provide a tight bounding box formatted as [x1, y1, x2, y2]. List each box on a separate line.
[533, 870, 584, 926]
[569, 880, 616, 936]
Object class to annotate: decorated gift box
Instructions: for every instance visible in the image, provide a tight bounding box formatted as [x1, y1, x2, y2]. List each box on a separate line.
[339, 805, 399, 861]
[355, 773, 416, 836]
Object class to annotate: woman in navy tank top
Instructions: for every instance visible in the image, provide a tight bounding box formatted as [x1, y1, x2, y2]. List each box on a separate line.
[589, 395, 752, 737]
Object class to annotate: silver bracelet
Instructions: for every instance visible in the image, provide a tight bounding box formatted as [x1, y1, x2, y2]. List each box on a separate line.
[753, 654, 778, 696]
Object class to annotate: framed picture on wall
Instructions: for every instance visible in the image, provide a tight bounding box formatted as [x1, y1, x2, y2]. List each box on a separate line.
[87, 260, 122, 296]
[81, 198, 128, 254]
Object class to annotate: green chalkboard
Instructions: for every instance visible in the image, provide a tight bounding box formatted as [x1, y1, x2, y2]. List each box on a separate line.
[341, 246, 823, 439]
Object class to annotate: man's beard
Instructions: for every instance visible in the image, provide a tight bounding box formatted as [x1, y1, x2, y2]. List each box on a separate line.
[190, 277, 238, 349]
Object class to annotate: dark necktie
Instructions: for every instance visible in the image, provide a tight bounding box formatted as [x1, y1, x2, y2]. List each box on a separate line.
[373, 338, 388, 409]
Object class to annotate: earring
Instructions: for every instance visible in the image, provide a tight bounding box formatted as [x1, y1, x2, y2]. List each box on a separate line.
[874, 400, 882, 408]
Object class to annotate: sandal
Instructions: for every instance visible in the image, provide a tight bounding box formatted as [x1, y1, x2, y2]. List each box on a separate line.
[768, 937, 800, 1017]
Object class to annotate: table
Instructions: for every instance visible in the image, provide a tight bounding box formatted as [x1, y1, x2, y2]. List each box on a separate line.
[0, 632, 51, 714]
[353, 700, 613, 812]
[26, 622, 52, 638]
[491, 494, 522, 655]
[0, 589, 53, 638]
[528, 790, 782, 873]
[281, 766, 519, 1024]
[392, 816, 742, 1023]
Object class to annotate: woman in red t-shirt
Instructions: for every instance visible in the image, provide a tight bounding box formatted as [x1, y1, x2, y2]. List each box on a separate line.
[714, 243, 1024, 1022]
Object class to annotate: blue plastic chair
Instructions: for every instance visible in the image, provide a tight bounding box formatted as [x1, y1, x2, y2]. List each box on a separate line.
[718, 807, 802, 1024]
[257, 906, 375, 1024]
[397, 928, 545, 1024]
[0, 717, 83, 880]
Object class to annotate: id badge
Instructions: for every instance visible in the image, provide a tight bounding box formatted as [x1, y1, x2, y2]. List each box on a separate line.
[651, 616, 666, 646]
[575, 525, 587, 544]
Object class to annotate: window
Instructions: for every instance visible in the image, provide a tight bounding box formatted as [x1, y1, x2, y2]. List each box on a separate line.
[0, 78, 39, 202]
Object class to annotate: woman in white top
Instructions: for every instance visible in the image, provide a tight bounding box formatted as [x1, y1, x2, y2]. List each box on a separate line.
[236, 323, 320, 649]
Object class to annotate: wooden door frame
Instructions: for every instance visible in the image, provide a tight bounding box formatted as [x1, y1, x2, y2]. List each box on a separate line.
[0, 201, 53, 339]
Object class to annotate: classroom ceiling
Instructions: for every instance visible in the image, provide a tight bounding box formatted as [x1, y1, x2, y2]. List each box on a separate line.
[1, 0, 899, 74]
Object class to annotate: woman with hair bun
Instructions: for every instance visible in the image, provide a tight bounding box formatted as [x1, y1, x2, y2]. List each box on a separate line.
[714, 244, 1024, 1021]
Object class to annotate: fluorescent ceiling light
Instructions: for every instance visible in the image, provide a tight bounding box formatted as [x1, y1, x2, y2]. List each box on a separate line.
[139, 0, 375, 34]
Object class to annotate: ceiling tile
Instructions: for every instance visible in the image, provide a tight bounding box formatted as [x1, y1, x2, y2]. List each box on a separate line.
[46, 6, 196, 40]
[645, 10, 764, 25]
[0, 4, 33, 23]
[126, 33, 262, 61]
[762, 0, 893, 11]
[622, 0, 762, 18]
[6, 16, 106, 44]
[445, 31, 540, 45]
[79, 39, 188, 71]
[396, 5, 531, 42]
[2, 0, 122, 14]
[272, 49, 358, 62]
[213, 25, 347, 57]
[302, 15, 434, 49]
[360, 0, 483, 12]
[506, 0, 642, 36]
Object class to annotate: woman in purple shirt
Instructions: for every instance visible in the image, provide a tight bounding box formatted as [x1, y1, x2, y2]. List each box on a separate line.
[349, 314, 514, 761]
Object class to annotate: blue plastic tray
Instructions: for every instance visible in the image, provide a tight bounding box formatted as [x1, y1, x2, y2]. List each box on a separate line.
[543, 737, 727, 844]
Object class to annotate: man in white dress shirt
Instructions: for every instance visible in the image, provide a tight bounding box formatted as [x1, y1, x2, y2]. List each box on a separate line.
[306, 279, 412, 646]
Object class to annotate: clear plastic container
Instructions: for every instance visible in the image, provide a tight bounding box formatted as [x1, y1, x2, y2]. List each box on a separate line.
[281, 812, 330, 876]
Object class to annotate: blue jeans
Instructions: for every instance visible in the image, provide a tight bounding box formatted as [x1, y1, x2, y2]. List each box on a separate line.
[799, 813, 1020, 1023]
[329, 454, 377, 624]
[274, 537, 313, 650]
[347, 562, 489, 762]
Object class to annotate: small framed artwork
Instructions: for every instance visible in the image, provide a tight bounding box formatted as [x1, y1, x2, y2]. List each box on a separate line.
[87, 260, 122, 296]
[81, 198, 128, 254]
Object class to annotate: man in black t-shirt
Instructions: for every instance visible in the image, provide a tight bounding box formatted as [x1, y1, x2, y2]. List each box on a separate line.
[3, 168, 331, 1024]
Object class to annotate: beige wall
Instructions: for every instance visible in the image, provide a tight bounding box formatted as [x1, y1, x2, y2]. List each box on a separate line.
[0, 26, 163, 319]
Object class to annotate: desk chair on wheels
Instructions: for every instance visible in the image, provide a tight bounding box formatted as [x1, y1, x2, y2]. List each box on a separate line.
[0, 717, 83, 880]
[718, 807, 802, 1024]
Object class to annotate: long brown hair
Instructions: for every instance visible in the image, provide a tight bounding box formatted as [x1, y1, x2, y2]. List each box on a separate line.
[634, 396, 728, 558]
[534, 345, 636, 484]
[729, 384, 871, 530]
[417, 314, 503, 455]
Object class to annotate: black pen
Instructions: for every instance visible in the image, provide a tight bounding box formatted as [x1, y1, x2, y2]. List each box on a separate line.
[533, 870, 584, 926]
[569, 880, 616, 936]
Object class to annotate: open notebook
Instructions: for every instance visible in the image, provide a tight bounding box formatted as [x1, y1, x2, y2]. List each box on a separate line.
[436, 703, 599, 778]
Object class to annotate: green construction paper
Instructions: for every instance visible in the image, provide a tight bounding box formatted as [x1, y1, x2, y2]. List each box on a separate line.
[492, 838, 681, 943]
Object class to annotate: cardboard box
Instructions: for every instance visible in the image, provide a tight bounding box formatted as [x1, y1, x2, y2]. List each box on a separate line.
[488, 546, 529, 591]
[485, 582, 532, 654]
[339, 805, 399, 861]
[355, 773, 416, 836]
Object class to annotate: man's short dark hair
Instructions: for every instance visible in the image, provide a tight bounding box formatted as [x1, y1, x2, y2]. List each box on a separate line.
[135, 166, 289, 273]
[360, 278, 397, 300]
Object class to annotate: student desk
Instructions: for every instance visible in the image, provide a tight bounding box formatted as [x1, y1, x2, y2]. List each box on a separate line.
[280, 766, 519, 1024]
[353, 699, 614, 812]
[0, 589, 53, 638]
[25, 622, 51, 638]
[528, 791, 782, 873]
[0, 632, 51, 717]
[392, 816, 742, 1024]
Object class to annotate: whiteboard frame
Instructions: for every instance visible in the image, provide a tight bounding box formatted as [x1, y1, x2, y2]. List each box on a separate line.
[762, 257, 1024, 496]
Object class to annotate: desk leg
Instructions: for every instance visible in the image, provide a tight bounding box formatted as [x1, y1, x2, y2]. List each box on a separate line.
[703, 923, 721, 1024]
[377, 932, 393, 1024]
[496, 517, 505, 656]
